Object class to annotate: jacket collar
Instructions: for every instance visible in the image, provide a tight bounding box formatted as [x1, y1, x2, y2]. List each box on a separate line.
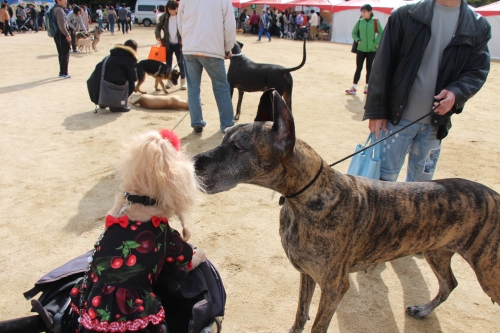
[112, 44, 139, 61]
[408, 0, 481, 37]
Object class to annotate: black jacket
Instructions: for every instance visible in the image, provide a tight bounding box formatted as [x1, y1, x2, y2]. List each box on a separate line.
[364, 0, 491, 139]
[87, 45, 138, 105]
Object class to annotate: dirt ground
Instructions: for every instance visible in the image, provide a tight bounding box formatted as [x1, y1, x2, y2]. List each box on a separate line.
[1, 25, 499, 333]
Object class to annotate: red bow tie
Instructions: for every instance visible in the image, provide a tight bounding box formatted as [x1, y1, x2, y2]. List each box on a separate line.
[105, 215, 129, 228]
[151, 216, 168, 228]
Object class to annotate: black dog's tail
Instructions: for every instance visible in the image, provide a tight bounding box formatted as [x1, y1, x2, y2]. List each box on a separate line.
[286, 38, 306, 72]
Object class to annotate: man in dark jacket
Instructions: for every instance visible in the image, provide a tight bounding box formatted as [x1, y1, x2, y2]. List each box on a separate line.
[364, 0, 490, 182]
[87, 39, 138, 112]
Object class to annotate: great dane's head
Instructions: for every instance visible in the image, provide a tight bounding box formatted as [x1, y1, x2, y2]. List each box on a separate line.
[194, 89, 295, 193]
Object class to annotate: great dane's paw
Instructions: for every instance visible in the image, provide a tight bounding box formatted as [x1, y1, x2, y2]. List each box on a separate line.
[155, 88, 161, 91]
[233, 114, 240, 121]
[406, 305, 430, 319]
[287, 328, 304, 333]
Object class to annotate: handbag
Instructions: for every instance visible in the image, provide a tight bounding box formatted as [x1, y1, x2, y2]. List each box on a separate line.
[351, 40, 358, 53]
[351, 19, 361, 54]
[148, 41, 167, 62]
[97, 56, 129, 108]
[346, 133, 381, 180]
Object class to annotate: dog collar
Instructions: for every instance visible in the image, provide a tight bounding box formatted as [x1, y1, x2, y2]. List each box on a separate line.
[279, 161, 324, 206]
[231, 53, 244, 57]
[124, 192, 157, 206]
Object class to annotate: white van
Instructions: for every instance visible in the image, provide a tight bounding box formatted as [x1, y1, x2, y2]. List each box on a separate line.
[134, 0, 165, 27]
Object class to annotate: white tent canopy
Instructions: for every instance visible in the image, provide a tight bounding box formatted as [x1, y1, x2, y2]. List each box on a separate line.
[330, 0, 417, 43]
[475, 2, 500, 60]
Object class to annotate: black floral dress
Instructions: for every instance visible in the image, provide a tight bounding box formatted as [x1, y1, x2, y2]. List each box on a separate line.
[70, 215, 195, 333]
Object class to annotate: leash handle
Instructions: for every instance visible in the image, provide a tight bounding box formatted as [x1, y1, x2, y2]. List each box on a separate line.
[329, 108, 439, 168]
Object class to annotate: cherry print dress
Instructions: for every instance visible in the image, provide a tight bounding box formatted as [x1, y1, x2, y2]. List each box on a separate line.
[70, 215, 195, 333]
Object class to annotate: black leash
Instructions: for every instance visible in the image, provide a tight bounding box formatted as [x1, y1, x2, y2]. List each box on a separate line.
[279, 104, 445, 206]
[329, 109, 437, 168]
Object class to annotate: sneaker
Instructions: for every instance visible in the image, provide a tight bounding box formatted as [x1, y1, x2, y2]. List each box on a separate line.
[256, 39, 261, 42]
[193, 126, 203, 135]
[180, 78, 187, 90]
[72, 50, 78, 53]
[59, 74, 71, 79]
[345, 87, 356, 95]
[364, 86, 368, 94]
[268, 38, 272, 42]
[165, 80, 172, 89]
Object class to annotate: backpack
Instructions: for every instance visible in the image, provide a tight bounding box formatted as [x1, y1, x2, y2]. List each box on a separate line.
[23, 251, 226, 333]
[45, 7, 58, 37]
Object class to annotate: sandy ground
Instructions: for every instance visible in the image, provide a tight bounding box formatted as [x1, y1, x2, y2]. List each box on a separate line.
[0, 26, 499, 333]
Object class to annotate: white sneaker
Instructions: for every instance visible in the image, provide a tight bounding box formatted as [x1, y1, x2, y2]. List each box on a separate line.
[181, 78, 187, 90]
[165, 80, 172, 88]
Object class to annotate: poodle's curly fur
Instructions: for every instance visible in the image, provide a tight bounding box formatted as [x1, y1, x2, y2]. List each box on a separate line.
[107, 130, 202, 242]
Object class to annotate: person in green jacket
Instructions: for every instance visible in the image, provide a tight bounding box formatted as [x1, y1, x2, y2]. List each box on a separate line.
[346, 4, 383, 95]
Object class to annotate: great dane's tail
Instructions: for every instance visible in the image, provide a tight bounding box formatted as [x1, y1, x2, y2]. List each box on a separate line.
[286, 38, 307, 72]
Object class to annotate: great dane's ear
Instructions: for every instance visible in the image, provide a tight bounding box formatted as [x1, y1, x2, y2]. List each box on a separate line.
[254, 88, 275, 122]
[271, 90, 295, 155]
[237, 41, 244, 49]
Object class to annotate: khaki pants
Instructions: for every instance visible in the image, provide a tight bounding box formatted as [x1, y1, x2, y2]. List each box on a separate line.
[310, 25, 318, 40]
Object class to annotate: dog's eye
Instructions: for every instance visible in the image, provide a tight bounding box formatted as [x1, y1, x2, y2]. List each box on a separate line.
[233, 144, 241, 151]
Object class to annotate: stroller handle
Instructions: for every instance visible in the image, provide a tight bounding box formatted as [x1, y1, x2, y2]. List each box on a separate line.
[0, 315, 46, 333]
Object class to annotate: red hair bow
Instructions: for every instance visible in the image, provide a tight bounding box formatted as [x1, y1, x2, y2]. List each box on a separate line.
[105, 215, 129, 228]
[159, 129, 180, 151]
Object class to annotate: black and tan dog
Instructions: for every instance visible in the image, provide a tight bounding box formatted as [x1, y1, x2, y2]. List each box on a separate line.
[194, 89, 500, 333]
[227, 39, 306, 120]
[135, 60, 181, 94]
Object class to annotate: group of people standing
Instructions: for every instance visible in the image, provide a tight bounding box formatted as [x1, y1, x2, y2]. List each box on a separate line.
[244, 8, 322, 40]
[0, 1, 49, 36]
[100, 3, 132, 35]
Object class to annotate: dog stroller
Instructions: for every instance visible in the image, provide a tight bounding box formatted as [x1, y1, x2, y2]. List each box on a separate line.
[17, 16, 33, 32]
[0, 250, 225, 333]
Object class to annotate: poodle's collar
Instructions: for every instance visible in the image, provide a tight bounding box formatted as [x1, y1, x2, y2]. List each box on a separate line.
[124, 192, 157, 206]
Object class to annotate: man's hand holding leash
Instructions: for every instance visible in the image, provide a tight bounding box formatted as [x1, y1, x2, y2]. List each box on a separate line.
[433, 89, 456, 115]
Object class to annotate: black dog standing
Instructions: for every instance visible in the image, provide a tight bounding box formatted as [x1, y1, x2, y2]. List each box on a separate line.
[227, 38, 306, 120]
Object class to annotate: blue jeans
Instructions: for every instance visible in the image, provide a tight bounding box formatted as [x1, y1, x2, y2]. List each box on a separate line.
[109, 19, 114, 33]
[167, 43, 185, 79]
[379, 119, 441, 182]
[32, 17, 38, 32]
[98, 18, 103, 29]
[183, 54, 234, 131]
[258, 26, 271, 40]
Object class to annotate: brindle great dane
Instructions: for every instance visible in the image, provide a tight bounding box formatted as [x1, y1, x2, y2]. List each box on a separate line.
[193, 89, 500, 333]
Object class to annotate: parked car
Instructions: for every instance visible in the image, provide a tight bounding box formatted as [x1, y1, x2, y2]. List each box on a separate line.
[134, 0, 165, 26]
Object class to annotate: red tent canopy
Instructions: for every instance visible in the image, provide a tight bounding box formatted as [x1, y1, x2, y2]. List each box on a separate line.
[475, 1, 500, 16]
[232, 0, 253, 9]
[333, 0, 416, 15]
[287, 0, 345, 11]
[242, 0, 297, 10]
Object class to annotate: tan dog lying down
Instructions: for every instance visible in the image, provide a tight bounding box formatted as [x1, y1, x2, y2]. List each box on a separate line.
[131, 95, 189, 110]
